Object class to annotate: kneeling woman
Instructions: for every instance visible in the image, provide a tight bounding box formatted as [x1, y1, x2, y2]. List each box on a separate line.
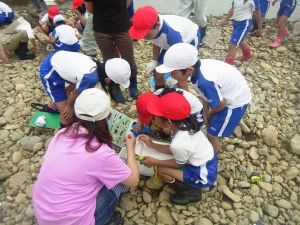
[33, 88, 139, 225]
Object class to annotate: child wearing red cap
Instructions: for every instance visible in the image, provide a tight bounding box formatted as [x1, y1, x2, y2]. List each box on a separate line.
[39, 6, 60, 34]
[139, 92, 217, 205]
[129, 6, 201, 90]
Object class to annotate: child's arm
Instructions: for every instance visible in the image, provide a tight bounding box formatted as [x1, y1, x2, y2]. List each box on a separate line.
[145, 45, 160, 75]
[47, 33, 56, 44]
[202, 98, 210, 126]
[142, 157, 181, 169]
[139, 135, 172, 155]
[208, 99, 227, 121]
[220, 7, 234, 26]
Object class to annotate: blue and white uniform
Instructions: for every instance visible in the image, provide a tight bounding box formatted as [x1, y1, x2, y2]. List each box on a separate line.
[171, 129, 218, 188]
[259, 0, 270, 17]
[192, 59, 252, 137]
[40, 51, 99, 103]
[0, 2, 14, 26]
[230, 0, 260, 45]
[277, 0, 297, 17]
[51, 24, 80, 52]
[150, 15, 200, 64]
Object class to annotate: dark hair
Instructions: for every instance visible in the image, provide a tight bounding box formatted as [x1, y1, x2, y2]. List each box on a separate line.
[157, 87, 183, 97]
[180, 59, 201, 74]
[77, 4, 87, 15]
[160, 115, 200, 135]
[55, 20, 66, 26]
[61, 119, 113, 152]
[49, 18, 54, 26]
[91, 58, 108, 93]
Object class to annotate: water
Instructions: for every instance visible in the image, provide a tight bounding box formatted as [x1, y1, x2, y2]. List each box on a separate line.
[3, 0, 300, 20]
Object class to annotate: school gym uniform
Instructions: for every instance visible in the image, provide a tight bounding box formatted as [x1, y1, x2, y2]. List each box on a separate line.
[150, 15, 201, 64]
[40, 51, 99, 103]
[0, 2, 14, 26]
[277, 0, 297, 17]
[192, 59, 252, 137]
[170, 129, 218, 189]
[155, 88, 204, 125]
[230, 0, 260, 45]
[51, 24, 80, 52]
[259, 0, 270, 17]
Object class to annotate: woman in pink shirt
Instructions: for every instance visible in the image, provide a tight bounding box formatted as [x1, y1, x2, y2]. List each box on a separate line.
[32, 88, 139, 225]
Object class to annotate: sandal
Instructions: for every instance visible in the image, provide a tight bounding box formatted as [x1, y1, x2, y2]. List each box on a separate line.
[31, 103, 59, 113]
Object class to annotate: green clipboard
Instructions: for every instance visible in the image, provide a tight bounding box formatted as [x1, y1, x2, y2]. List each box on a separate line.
[28, 111, 61, 129]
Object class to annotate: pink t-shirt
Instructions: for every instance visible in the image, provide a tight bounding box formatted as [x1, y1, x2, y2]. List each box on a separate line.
[32, 126, 131, 225]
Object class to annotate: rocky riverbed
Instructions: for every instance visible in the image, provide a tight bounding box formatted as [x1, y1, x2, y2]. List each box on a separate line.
[0, 9, 300, 225]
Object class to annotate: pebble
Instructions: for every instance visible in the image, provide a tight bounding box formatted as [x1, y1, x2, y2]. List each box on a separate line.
[20, 136, 43, 151]
[248, 210, 260, 222]
[194, 218, 213, 225]
[249, 147, 259, 160]
[9, 171, 29, 187]
[142, 191, 152, 204]
[262, 126, 278, 147]
[0, 171, 11, 181]
[157, 207, 174, 225]
[12, 151, 23, 164]
[257, 181, 273, 192]
[285, 167, 299, 180]
[263, 204, 279, 217]
[290, 134, 300, 155]
[219, 185, 241, 202]
[276, 199, 292, 209]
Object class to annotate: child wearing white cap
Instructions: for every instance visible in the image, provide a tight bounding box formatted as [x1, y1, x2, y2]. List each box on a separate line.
[33, 88, 139, 225]
[156, 43, 252, 152]
[39, 51, 131, 126]
[47, 14, 80, 52]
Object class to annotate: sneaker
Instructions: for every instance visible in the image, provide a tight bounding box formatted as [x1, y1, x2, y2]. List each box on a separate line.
[270, 37, 283, 48]
[108, 83, 125, 104]
[237, 49, 253, 61]
[170, 189, 202, 205]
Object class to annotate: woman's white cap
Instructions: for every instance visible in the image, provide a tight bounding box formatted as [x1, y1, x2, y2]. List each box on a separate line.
[74, 88, 110, 122]
[156, 43, 199, 74]
[105, 58, 131, 88]
[53, 15, 65, 23]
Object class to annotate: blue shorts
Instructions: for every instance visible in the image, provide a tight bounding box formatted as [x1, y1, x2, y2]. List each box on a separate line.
[128, 0, 134, 18]
[277, 0, 297, 17]
[55, 42, 80, 52]
[260, 0, 270, 17]
[208, 104, 248, 137]
[230, 20, 252, 45]
[183, 154, 218, 189]
[40, 52, 67, 102]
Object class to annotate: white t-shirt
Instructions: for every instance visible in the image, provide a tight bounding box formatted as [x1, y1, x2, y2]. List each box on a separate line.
[150, 15, 199, 50]
[51, 24, 79, 45]
[193, 59, 252, 109]
[0, 2, 12, 13]
[40, 13, 49, 25]
[232, 0, 258, 21]
[15, 17, 35, 39]
[155, 88, 203, 114]
[170, 130, 214, 167]
[51, 51, 97, 89]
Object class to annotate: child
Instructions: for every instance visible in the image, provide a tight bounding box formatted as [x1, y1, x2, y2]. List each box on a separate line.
[135, 88, 204, 135]
[0, 2, 14, 26]
[129, 6, 201, 90]
[251, 0, 271, 35]
[270, 0, 297, 47]
[33, 88, 139, 225]
[48, 15, 80, 52]
[139, 92, 217, 205]
[220, 0, 263, 64]
[39, 6, 60, 35]
[156, 43, 252, 153]
[39, 51, 131, 127]
[72, 0, 88, 33]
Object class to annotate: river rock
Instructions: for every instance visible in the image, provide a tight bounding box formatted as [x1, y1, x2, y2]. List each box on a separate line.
[276, 199, 292, 209]
[219, 185, 241, 202]
[249, 147, 259, 160]
[248, 210, 260, 222]
[263, 204, 279, 217]
[257, 181, 273, 192]
[142, 191, 152, 203]
[285, 167, 299, 180]
[0, 171, 11, 181]
[290, 134, 300, 155]
[20, 136, 43, 151]
[195, 218, 213, 225]
[157, 207, 174, 225]
[262, 126, 278, 147]
[12, 151, 23, 164]
[9, 171, 30, 187]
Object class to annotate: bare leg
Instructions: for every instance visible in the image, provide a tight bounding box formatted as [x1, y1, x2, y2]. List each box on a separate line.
[0, 44, 10, 63]
[207, 133, 221, 153]
[157, 166, 184, 183]
[224, 43, 236, 64]
[277, 16, 289, 38]
[54, 100, 72, 126]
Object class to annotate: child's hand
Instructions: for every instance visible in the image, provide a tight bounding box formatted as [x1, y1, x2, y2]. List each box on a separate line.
[135, 120, 143, 134]
[219, 18, 228, 27]
[141, 156, 157, 168]
[125, 134, 136, 150]
[138, 135, 153, 147]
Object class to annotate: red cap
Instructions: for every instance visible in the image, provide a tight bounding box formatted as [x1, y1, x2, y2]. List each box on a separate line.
[73, 0, 84, 9]
[129, 6, 158, 40]
[147, 92, 191, 121]
[48, 6, 60, 19]
[136, 93, 157, 124]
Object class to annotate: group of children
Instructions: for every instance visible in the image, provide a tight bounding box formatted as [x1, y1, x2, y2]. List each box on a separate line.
[0, 0, 297, 224]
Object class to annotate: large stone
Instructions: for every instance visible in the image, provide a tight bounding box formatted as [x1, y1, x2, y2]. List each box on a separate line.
[263, 204, 279, 217]
[20, 136, 43, 151]
[219, 185, 241, 202]
[262, 126, 278, 147]
[157, 207, 174, 225]
[257, 181, 273, 192]
[290, 134, 300, 155]
[142, 191, 152, 204]
[15, 193, 27, 204]
[249, 147, 259, 160]
[158, 190, 170, 202]
[248, 210, 260, 222]
[276, 199, 292, 209]
[9, 171, 30, 187]
[12, 151, 23, 164]
[285, 167, 299, 180]
[145, 176, 163, 190]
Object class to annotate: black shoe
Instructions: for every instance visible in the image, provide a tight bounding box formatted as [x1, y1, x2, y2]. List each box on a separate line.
[108, 83, 125, 104]
[129, 75, 138, 99]
[15, 42, 35, 60]
[170, 189, 202, 205]
[105, 211, 122, 225]
[170, 181, 191, 193]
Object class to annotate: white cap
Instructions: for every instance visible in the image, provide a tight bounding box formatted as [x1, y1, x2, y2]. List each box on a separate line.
[74, 88, 111, 122]
[105, 58, 131, 88]
[53, 15, 65, 23]
[156, 43, 199, 74]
